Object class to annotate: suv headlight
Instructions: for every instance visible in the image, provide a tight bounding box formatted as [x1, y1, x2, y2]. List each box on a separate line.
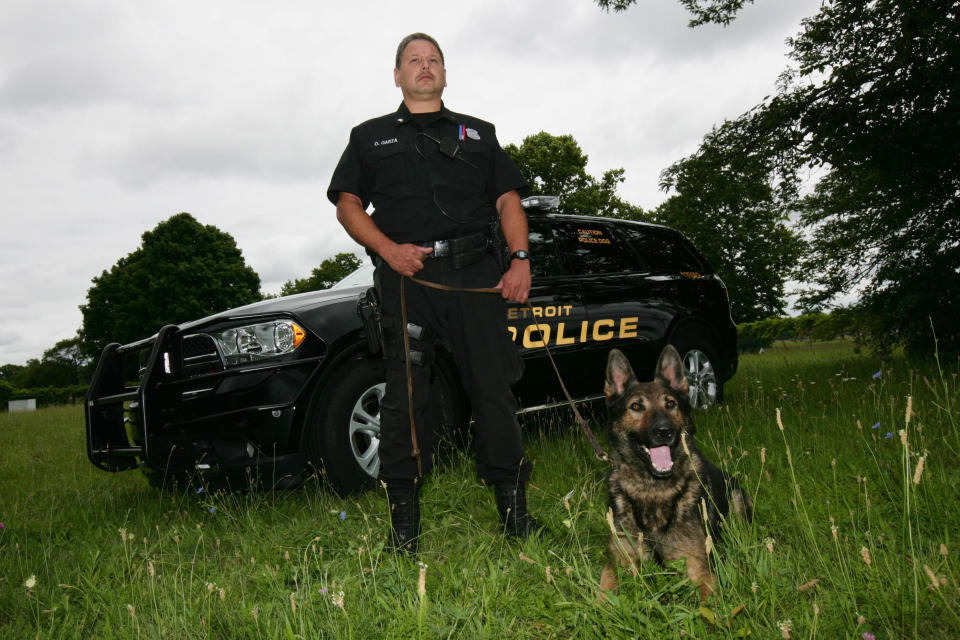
[212, 320, 306, 365]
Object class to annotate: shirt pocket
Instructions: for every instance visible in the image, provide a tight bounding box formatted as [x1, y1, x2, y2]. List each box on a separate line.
[449, 138, 491, 193]
[368, 144, 410, 193]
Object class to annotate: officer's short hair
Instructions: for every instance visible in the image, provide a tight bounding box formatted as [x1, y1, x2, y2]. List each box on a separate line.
[395, 33, 445, 70]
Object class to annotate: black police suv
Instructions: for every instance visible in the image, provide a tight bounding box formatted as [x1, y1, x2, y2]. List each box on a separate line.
[85, 197, 738, 492]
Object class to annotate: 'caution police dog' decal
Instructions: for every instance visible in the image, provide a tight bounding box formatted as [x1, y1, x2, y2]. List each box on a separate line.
[576, 227, 611, 245]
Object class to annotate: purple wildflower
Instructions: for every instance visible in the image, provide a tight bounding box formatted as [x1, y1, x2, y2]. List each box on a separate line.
[871, 422, 881, 429]
[885, 432, 894, 439]
[209, 507, 217, 514]
[862, 633, 876, 640]
[0, 522, 5, 530]
[339, 511, 347, 521]
[197, 486, 205, 494]
[872, 370, 881, 379]
[318, 587, 329, 595]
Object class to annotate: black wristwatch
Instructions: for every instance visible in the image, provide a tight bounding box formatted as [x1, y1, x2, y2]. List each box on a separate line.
[509, 249, 530, 262]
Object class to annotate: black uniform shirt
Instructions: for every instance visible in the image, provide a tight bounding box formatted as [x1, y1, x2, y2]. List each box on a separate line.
[327, 102, 527, 243]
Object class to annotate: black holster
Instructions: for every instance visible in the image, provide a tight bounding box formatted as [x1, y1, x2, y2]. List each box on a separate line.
[357, 287, 384, 355]
[486, 211, 509, 274]
[360, 280, 434, 365]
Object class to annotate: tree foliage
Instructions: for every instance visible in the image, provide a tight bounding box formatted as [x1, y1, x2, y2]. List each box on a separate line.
[0, 338, 90, 389]
[280, 252, 364, 296]
[0, 364, 25, 382]
[787, 0, 960, 352]
[657, 0, 960, 352]
[80, 213, 261, 357]
[656, 106, 806, 322]
[655, 120, 805, 321]
[595, 0, 753, 27]
[737, 307, 863, 351]
[504, 132, 644, 219]
[0, 380, 88, 410]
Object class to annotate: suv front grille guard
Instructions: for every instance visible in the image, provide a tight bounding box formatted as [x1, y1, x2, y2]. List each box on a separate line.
[85, 325, 183, 472]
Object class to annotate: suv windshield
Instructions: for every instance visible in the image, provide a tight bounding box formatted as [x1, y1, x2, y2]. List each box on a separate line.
[331, 262, 375, 289]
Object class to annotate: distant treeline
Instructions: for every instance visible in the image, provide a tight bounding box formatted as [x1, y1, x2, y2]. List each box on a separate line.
[0, 381, 88, 410]
[737, 308, 862, 352]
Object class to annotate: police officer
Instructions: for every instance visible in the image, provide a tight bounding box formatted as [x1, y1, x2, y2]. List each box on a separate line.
[327, 32, 540, 554]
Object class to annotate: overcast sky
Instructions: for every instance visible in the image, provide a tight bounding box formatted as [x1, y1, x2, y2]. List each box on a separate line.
[0, 0, 822, 366]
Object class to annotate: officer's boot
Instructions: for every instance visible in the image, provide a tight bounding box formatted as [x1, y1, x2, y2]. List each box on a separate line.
[386, 480, 421, 555]
[493, 480, 544, 538]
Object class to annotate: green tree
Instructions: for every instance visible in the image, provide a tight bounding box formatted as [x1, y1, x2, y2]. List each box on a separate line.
[786, 0, 960, 352]
[643, 0, 959, 351]
[0, 364, 25, 381]
[80, 213, 261, 357]
[280, 252, 364, 296]
[504, 132, 644, 219]
[595, 0, 753, 27]
[9, 338, 93, 387]
[657, 117, 806, 322]
[3, 338, 88, 388]
[9, 359, 71, 389]
[42, 338, 90, 385]
[0, 339, 89, 389]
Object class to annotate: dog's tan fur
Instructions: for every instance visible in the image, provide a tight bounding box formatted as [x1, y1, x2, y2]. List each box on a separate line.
[599, 346, 751, 602]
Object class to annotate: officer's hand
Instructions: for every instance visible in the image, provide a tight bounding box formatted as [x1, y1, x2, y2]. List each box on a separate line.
[496, 259, 531, 303]
[383, 243, 433, 277]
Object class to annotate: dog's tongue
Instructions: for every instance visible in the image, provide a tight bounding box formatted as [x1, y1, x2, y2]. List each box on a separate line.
[649, 446, 673, 472]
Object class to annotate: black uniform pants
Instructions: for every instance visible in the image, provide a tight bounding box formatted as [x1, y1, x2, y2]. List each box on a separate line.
[374, 254, 531, 484]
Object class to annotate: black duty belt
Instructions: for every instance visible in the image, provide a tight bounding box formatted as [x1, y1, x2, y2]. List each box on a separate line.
[415, 230, 486, 260]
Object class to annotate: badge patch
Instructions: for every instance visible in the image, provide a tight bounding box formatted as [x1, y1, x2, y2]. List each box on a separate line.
[458, 125, 481, 141]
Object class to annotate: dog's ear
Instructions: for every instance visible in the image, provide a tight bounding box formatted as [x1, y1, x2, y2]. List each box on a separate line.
[656, 345, 689, 395]
[605, 349, 635, 399]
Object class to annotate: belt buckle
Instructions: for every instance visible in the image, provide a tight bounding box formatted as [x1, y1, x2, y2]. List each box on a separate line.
[432, 240, 450, 258]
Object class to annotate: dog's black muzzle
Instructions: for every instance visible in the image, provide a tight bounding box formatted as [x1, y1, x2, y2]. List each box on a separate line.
[630, 412, 681, 478]
[648, 413, 678, 448]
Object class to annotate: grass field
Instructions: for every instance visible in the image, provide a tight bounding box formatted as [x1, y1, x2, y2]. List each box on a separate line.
[1, 340, 958, 638]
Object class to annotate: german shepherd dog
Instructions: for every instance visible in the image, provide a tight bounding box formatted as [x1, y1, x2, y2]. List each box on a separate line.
[600, 345, 752, 601]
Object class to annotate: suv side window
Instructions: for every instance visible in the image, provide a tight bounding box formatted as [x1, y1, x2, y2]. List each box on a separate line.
[553, 221, 636, 276]
[618, 224, 706, 272]
[527, 218, 563, 278]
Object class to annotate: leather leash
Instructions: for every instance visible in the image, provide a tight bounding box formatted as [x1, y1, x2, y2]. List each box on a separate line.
[401, 274, 610, 475]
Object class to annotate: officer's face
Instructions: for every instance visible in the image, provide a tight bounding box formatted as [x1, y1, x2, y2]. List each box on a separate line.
[394, 39, 446, 103]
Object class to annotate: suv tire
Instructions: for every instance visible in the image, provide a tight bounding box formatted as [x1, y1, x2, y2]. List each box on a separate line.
[669, 332, 723, 408]
[303, 354, 466, 493]
[304, 355, 384, 492]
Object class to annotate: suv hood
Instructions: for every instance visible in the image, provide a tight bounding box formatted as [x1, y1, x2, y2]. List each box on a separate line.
[176, 285, 365, 333]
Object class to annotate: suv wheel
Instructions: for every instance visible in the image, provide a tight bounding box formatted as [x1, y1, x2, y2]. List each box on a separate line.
[670, 333, 722, 408]
[303, 355, 383, 492]
[303, 354, 466, 493]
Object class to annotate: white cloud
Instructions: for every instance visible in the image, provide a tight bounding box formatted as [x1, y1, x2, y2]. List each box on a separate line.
[0, 0, 822, 365]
